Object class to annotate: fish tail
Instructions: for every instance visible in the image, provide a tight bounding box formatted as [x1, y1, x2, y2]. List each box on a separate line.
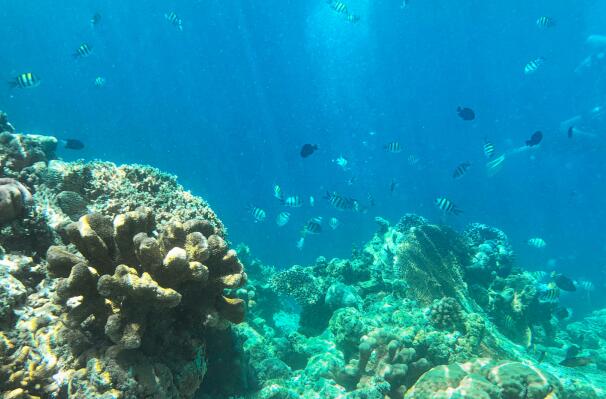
[7, 80, 17, 89]
[453, 207, 463, 215]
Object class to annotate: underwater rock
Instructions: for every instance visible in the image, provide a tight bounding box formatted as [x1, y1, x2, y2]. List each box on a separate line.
[0, 111, 15, 133]
[325, 282, 362, 310]
[0, 264, 27, 324]
[404, 359, 564, 399]
[0, 131, 57, 174]
[0, 178, 32, 224]
[464, 223, 515, 284]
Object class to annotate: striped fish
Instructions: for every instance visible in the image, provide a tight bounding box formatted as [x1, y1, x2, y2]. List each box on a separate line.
[408, 154, 420, 165]
[273, 184, 283, 201]
[329, 1, 348, 14]
[538, 282, 560, 302]
[576, 280, 595, 291]
[284, 195, 303, 208]
[536, 16, 555, 28]
[486, 154, 506, 176]
[346, 14, 360, 23]
[384, 141, 402, 153]
[165, 11, 183, 31]
[94, 76, 106, 87]
[276, 211, 290, 227]
[483, 140, 495, 158]
[325, 191, 359, 211]
[453, 162, 471, 179]
[249, 206, 266, 222]
[329, 217, 340, 230]
[528, 237, 546, 248]
[503, 315, 516, 330]
[530, 271, 548, 281]
[303, 217, 323, 234]
[524, 57, 545, 74]
[9, 72, 40, 89]
[73, 43, 93, 58]
[435, 197, 462, 215]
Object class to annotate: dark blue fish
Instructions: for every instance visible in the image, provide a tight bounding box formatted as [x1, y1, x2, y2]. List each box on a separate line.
[300, 144, 318, 158]
[63, 139, 85, 150]
[526, 131, 543, 146]
[457, 106, 475, 121]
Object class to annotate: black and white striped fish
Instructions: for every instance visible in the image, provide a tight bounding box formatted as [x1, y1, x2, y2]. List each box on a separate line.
[94, 76, 106, 87]
[538, 282, 560, 302]
[325, 191, 359, 211]
[483, 140, 495, 158]
[276, 211, 290, 227]
[328, 0, 348, 14]
[273, 184, 284, 201]
[536, 16, 555, 28]
[346, 14, 360, 23]
[435, 197, 462, 215]
[9, 72, 41, 89]
[284, 195, 303, 208]
[384, 141, 402, 153]
[165, 11, 183, 31]
[524, 57, 545, 74]
[73, 43, 93, 58]
[249, 206, 266, 222]
[303, 217, 323, 234]
[453, 162, 471, 179]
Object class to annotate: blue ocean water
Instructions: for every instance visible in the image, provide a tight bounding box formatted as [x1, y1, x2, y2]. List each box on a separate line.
[2, 0, 605, 304]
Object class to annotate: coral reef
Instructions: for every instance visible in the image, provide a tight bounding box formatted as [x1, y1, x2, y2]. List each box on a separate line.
[0, 113, 246, 399]
[1, 111, 605, 399]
